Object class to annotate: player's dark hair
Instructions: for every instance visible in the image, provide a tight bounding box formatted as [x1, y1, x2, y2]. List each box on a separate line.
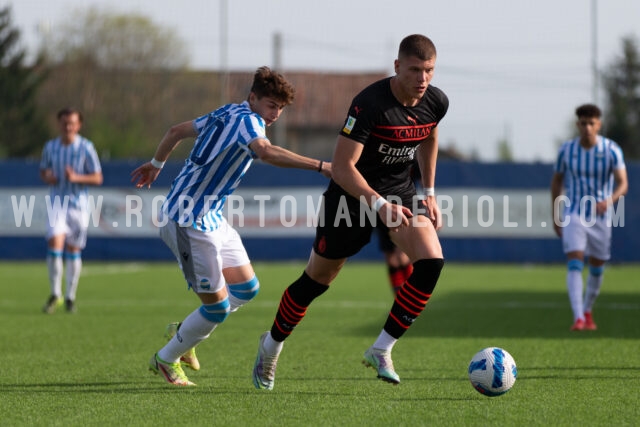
[57, 107, 83, 123]
[249, 66, 295, 105]
[398, 34, 437, 60]
[575, 104, 601, 119]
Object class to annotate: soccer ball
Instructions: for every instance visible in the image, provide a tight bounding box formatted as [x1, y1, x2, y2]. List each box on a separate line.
[468, 347, 517, 397]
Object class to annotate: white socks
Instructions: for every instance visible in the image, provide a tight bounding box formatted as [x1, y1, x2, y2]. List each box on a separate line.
[65, 253, 82, 301]
[47, 250, 63, 297]
[584, 273, 603, 313]
[228, 294, 246, 313]
[373, 330, 398, 352]
[159, 309, 218, 363]
[47, 250, 82, 301]
[566, 270, 584, 321]
[264, 332, 284, 355]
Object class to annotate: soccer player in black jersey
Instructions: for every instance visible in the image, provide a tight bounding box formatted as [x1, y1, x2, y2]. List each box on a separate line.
[253, 34, 449, 389]
[378, 160, 422, 294]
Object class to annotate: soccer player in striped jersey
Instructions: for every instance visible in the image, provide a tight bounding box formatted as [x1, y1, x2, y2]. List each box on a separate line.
[131, 66, 331, 386]
[253, 34, 448, 389]
[551, 104, 628, 331]
[40, 108, 103, 314]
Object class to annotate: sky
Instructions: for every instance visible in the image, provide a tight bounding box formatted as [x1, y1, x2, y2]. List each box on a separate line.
[8, 0, 640, 162]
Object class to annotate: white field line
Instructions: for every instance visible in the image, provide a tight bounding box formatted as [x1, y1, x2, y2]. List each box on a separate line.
[1, 298, 638, 310]
[248, 300, 640, 310]
[81, 263, 148, 276]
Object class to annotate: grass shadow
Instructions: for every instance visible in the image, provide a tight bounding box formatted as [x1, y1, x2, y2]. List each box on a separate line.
[348, 291, 640, 339]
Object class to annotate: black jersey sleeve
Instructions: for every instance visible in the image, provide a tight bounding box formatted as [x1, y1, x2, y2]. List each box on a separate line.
[430, 86, 449, 124]
[338, 84, 382, 144]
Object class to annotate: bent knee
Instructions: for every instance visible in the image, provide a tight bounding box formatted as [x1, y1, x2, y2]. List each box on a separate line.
[199, 298, 230, 323]
[568, 259, 584, 272]
[229, 276, 260, 302]
[589, 264, 604, 276]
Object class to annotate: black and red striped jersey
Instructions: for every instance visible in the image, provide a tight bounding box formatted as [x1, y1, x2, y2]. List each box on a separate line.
[330, 77, 448, 199]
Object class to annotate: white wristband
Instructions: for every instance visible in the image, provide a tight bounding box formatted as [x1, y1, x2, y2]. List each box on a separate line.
[423, 187, 435, 197]
[150, 158, 165, 169]
[373, 196, 387, 212]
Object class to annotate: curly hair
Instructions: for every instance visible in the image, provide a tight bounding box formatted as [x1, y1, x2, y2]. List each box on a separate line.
[249, 66, 295, 105]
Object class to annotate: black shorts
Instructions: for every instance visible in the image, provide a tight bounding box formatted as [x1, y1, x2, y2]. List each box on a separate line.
[312, 189, 428, 259]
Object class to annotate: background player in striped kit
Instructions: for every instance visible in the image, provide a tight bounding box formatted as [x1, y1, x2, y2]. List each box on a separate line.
[551, 103, 628, 331]
[131, 66, 331, 386]
[40, 107, 103, 314]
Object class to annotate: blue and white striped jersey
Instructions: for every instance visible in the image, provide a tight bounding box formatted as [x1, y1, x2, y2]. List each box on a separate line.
[163, 101, 265, 231]
[554, 136, 625, 217]
[40, 136, 102, 210]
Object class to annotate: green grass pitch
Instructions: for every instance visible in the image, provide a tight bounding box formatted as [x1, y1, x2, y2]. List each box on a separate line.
[0, 261, 639, 426]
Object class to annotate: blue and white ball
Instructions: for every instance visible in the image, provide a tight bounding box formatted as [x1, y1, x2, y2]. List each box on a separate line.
[468, 347, 517, 397]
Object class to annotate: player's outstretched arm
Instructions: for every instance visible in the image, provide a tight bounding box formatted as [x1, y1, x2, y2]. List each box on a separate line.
[249, 137, 331, 178]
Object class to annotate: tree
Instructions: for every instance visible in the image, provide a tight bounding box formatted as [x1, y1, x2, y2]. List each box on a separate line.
[42, 7, 189, 70]
[495, 122, 514, 162]
[0, 6, 49, 158]
[602, 35, 640, 159]
[36, 7, 194, 159]
[496, 137, 514, 162]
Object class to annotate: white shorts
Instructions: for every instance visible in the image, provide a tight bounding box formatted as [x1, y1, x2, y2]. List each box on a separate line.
[561, 213, 612, 260]
[45, 205, 89, 249]
[160, 218, 250, 294]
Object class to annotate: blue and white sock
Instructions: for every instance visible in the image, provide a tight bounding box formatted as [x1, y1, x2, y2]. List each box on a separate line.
[567, 260, 585, 321]
[47, 249, 63, 297]
[159, 299, 230, 363]
[64, 252, 82, 301]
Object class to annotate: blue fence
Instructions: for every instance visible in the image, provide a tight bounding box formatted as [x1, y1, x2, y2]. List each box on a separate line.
[1, 159, 637, 263]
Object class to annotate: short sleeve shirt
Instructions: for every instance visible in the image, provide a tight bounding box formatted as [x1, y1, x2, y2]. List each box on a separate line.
[163, 101, 265, 231]
[330, 77, 448, 199]
[39, 136, 101, 210]
[554, 136, 625, 217]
